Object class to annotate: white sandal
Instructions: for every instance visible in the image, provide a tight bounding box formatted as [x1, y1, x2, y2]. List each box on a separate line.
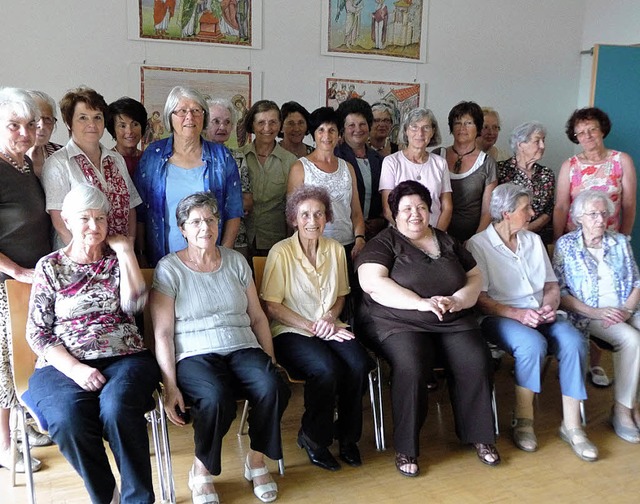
[559, 423, 598, 462]
[244, 455, 278, 503]
[188, 465, 219, 504]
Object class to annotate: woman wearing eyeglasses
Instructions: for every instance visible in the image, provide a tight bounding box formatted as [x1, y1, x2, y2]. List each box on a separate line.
[368, 102, 397, 158]
[135, 86, 243, 267]
[26, 90, 62, 178]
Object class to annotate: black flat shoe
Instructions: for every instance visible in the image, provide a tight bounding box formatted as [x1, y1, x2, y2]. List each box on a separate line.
[297, 432, 341, 471]
[339, 443, 362, 467]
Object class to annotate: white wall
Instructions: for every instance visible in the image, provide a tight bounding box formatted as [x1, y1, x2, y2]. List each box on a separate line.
[0, 1, 606, 171]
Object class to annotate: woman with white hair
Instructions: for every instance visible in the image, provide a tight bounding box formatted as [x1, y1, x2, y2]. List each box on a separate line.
[497, 121, 555, 243]
[368, 101, 397, 157]
[554, 190, 640, 443]
[467, 183, 595, 461]
[26, 90, 62, 178]
[135, 86, 243, 266]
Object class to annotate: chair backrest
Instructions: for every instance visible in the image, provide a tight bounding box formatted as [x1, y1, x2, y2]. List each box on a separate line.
[252, 256, 267, 292]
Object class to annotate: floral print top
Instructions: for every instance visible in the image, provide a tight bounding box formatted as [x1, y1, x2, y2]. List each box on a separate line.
[27, 250, 145, 368]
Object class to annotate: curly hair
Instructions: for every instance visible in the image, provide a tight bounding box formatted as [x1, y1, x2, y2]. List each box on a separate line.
[564, 107, 611, 144]
[336, 98, 373, 133]
[285, 185, 334, 227]
[388, 180, 432, 220]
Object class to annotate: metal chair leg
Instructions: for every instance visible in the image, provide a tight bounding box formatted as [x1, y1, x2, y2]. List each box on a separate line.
[151, 392, 175, 504]
[277, 458, 285, 475]
[18, 406, 37, 504]
[491, 385, 500, 435]
[237, 400, 250, 437]
[580, 400, 587, 426]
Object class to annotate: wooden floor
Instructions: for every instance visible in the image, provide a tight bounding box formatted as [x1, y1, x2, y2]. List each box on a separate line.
[4, 352, 640, 504]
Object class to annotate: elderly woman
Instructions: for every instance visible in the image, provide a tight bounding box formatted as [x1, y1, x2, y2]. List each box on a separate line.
[41, 86, 141, 249]
[26, 90, 62, 178]
[467, 183, 595, 461]
[356, 180, 499, 476]
[261, 185, 373, 471]
[135, 86, 243, 266]
[379, 107, 452, 231]
[0, 87, 51, 472]
[554, 107, 636, 241]
[497, 121, 555, 244]
[335, 98, 385, 241]
[279, 101, 313, 158]
[476, 107, 508, 162]
[368, 101, 397, 157]
[152, 192, 289, 503]
[26, 184, 160, 503]
[288, 106, 366, 259]
[239, 100, 297, 256]
[106, 97, 148, 177]
[435, 101, 497, 242]
[554, 191, 640, 443]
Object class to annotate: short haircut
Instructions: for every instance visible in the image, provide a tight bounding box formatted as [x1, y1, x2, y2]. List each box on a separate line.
[509, 121, 547, 155]
[176, 192, 220, 228]
[570, 190, 615, 225]
[206, 97, 237, 128]
[308, 106, 340, 137]
[489, 183, 532, 222]
[398, 107, 441, 147]
[243, 100, 281, 135]
[162, 86, 209, 133]
[106, 97, 148, 139]
[59, 86, 108, 131]
[371, 101, 394, 118]
[285, 185, 334, 227]
[565, 107, 611, 144]
[0, 87, 38, 121]
[61, 184, 110, 218]
[388, 180, 433, 220]
[280, 101, 311, 136]
[481, 107, 500, 125]
[27, 90, 57, 119]
[337, 98, 373, 133]
[447, 100, 484, 135]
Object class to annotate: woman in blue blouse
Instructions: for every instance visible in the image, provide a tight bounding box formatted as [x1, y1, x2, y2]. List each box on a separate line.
[554, 190, 640, 443]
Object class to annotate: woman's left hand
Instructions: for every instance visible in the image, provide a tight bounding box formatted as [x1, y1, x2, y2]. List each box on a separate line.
[107, 234, 135, 254]
[323, 327, 355, 342]
[535, 304, 556, 324]
[598, 307, 629, 328]
[313, 314, 338, 339]
[351, 238, 366, 259]
[432, 295, 463, 314]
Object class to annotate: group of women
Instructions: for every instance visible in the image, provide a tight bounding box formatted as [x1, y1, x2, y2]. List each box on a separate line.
[0, 80, 639, 504]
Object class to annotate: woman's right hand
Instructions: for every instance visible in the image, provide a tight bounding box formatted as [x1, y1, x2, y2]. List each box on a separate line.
[517, 308, 547, 328]
[163, 385, 187, 426]
[12, 267, 35, 283]
[416, 298, 445, 321]
[68, 362, 107, 392]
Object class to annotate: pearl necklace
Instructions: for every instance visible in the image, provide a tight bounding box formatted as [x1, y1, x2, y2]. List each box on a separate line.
[1, 150, 30, 174]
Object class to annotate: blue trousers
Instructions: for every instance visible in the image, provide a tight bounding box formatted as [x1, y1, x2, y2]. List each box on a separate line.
[482, 316, 588, 399]
[176, 348, 290, 475]
[29, 351, 161, 504]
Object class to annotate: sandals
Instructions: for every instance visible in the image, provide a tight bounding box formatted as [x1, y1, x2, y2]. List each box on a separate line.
[610, 411, 640, 443]
[244, 455, 278, 503]
[511, 417, 538, 452]
[395, 452, 419, 477]
[588, 366, 612, 388]
[188, 465, 219, 504]
[559, 423, 598, 462]
[473, 443, 501, 466]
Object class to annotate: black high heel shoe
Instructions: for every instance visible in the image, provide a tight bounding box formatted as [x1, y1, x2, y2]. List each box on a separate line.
[297, 430, 341, 471]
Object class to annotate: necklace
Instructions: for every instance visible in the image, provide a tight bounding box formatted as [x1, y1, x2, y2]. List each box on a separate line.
[1, 150, 30, 174]
[187, 250, 219, 272]
[451, 145, 476, 174]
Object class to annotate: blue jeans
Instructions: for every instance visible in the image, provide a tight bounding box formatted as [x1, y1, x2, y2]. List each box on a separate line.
[482, 316, 588, 399]
[29, 351, 161, 504]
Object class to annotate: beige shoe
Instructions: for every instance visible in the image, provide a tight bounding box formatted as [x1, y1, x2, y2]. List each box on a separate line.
[559, 423, 598, 462]
[18, 424, 54, 447]
[512, 417, 538, 452]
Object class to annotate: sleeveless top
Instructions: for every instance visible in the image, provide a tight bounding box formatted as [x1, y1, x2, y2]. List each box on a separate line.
[567, 150, 623, 232]
[300, 156, 354, 245]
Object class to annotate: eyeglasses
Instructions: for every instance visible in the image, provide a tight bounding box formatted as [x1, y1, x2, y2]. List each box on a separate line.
[185, 217, 218, 228]
[373, 118, 392, 125]
[583, 211, 609, 220]
[453, 120, 475, 129]
[408, 124, 433, 133]
[173, 108, 205, 118]
[574, 126, 600, 139]
[38, 117, 57, 126]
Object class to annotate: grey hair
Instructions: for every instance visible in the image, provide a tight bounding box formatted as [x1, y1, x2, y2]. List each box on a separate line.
[176, 192, 220, 228]
[61, 184, 110, 218]
[206, 97, 237, 127]
[570, 190, 615, 225]
[399, 107, 441, 147]
[482, 107, 500, 124]
[163, 86, 209, 133]
[0, 87, 39, 121]
[490, 183, 532, 222]
[27, 90, 57, 118]
[509, 121, 547, 155]
[371, 101, 394, 117]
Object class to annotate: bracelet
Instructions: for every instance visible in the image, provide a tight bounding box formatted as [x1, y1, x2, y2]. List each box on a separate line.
[355, 234, 366, 241]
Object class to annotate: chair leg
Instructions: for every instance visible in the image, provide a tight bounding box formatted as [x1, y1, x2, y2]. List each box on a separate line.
[376, 359, 386, 451]
[151, 393, 176, 504]
[491, 384, 500, 436]
[237, 400, 249, 437]
[277, 457, 285, 476]
[17, 406, 37, 504]
[580, 400, 587, 426]
[367, 357, 385, 451]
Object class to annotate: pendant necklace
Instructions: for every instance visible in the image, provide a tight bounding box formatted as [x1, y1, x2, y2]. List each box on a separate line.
[451, 145, 476, 174]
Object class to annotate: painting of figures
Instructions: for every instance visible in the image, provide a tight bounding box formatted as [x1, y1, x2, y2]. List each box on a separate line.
[140, 66, 256, 149]
[322, 0, 428, 61]
[134, 0, 260, 48]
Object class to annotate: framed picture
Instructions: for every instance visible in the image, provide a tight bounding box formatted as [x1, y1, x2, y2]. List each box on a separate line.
[140, 65, 259, 149]
[129, 0, 262, 48]
[321, 0, 428, 62]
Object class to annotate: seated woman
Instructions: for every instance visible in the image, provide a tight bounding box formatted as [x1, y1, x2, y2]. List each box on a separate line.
[26, 184, 160, 503]
[151, 192, 289, 504]
[261, 185, 373, 471]
[467, 183, 595, 461]
[554, 191, 640, 443]
[356, 180, 499, 477]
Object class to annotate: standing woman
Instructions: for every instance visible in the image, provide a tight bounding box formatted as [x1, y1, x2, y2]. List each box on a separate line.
[135, 86, 243, 266]
[379, 107, 452, 231]
[106, 97, 148, 178]
[41, 86, 141, 249]
[368, 102, 397, 157]
[436, 101, 497, 242]
[0, 87, 51, 472]
[287, 106, 366, 260]
[26, 90, 62, 178]
[476, 107, 508, 162]
[239, 100, 297, 256]
[279, 101, 314, 158]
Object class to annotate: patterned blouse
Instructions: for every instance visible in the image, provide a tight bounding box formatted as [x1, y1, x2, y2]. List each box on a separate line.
[497, 157, 555, 221]
[27, 250, 145, 368]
